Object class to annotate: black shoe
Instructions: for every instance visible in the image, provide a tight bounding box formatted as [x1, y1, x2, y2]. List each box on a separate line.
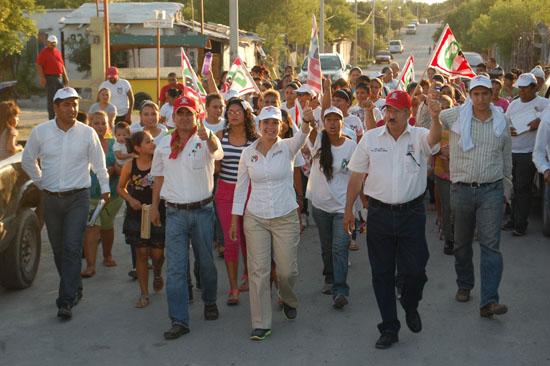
[128, 269, 138, 280]
[456, 288, 471, 302]
[204, 303, 219, 320]
[512, 229, 526, 237]
[333, 294, 349, 309]
[73, 288, 83, 307]
[250, 328, 271, 341]
[502, 221, 514, 231]
[282, 302, 297, 320]
[443, 241, 454, 255]
[375, 333, 398, 349]
[322, 283, 333, 295]
[163, 324, 190, 340]
[57, 306, 72, 320]
[405, 310, 422, 333]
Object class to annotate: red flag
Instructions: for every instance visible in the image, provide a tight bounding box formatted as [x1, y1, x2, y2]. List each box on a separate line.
[429, 25, 475, 79]
[306, 14, 322, 95]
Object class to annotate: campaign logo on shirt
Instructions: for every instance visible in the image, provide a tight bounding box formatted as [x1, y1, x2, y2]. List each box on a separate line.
[407, 144, 415, 154]
[251, 155, 259, 162]
[117, 87, 123, 94]
[341, 158, 349, 171]
[272, 150, 283, 157]
[195, 142, 202, 150]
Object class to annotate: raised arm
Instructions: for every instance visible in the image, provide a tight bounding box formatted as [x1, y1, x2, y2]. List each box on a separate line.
[426, 93, 443, 148]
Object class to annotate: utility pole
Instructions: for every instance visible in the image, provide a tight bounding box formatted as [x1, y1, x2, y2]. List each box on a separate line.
[388, 0, 392, 43]
[320, 0, 325, 53]
[229, 0, 239, 63]
[354, 0, 358, 65]
[200, 0, 204, 34]
[371, 0, 375, 58]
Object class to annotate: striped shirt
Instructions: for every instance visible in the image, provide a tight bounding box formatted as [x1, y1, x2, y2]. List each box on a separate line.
[440, 107, 512, 184]
[219, 131, 253, 183]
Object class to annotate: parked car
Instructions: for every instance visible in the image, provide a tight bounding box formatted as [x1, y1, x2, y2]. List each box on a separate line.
[389, 40, 404, 54]
[463, 52, 484, 68]
[420, 18, 428, 24]
[406, 24, 417, 35]
[411, 20, 419, 26]
[298, 53, 351, 83]
[0, 151, 43, 289]
[374, 50, 393, 64]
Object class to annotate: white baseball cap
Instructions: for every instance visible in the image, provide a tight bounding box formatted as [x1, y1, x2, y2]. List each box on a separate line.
[515, 73, 537, 87]
[370, 72, 383, 79]
[258, 106, 282, 121]
[530, 67, 545, 80]
[323, 106, 344, 120]
[469, 75, 492, 91]
[53, 87, 80, 101]
[223, 89, 240, 101]
[296, 84, 315, 96]
[47, 35, 58, 43]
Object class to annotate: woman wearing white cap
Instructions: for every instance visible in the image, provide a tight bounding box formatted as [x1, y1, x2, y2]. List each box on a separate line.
[305, 106, 357, 309]
[229, 105, 311, 341]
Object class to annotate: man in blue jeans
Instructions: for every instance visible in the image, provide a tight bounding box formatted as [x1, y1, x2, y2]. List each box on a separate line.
[22, 87, 110, 320]
[344, 91, 442, 349]
[436, 75, 512, 318]
[151, 95, 223, 340]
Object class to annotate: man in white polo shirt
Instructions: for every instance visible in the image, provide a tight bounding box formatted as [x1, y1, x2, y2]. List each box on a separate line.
[151, 95, 223, 340]
[343, 90, 442, 349]
[22, 87, 110, 320]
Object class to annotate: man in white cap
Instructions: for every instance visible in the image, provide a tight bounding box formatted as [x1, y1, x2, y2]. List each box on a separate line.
[503, 73, 550, 236]
[434, 74, 512, 317]
[530, 67, 546, 93]
[36, 35, 69, 119]
[22, 87, 110, 320]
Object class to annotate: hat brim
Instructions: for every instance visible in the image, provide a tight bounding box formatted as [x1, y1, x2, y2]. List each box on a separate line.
[382, 101, 410, 110]
[174, 105, 197, 114]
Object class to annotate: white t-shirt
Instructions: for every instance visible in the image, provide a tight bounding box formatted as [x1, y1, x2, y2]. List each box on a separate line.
[129, 123, 168, 138]
[384, 79, 399, 92]
[349, 105, 384, 129]
[160, 103, 175, 128]
[306, 137, 357, 213]
[281, 102, 301, 130]
[506, 96, 550, 153]
[113, 141, 132, 166]
[99, 79, 132, 116]
[203, 118, 226, 134]
[344, 114, 364, 138]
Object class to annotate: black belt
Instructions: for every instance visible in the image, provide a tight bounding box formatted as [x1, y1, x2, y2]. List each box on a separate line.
[368, 195, 424, 212]
[43, 187, 87, 197]
[167, 196, 213, 210]
[455, 179, 502, 188]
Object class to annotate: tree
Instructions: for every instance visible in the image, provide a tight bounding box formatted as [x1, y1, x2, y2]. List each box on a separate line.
[0, 0, 43, 55]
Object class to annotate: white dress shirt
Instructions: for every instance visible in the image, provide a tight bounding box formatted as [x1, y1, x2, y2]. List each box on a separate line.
[151, 130, 223, 204]
[232, 129, 309, 219]
[348, 124, 439, 204]
[22, 120, 109, 193]
[533, 112, 550, 174]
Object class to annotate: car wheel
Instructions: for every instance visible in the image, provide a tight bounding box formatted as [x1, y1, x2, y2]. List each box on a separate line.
[0, 209, 41, 289]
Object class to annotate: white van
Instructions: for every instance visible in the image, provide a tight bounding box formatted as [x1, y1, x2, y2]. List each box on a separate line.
[406, 24, 417, 35]
[389, 40, 403, 54]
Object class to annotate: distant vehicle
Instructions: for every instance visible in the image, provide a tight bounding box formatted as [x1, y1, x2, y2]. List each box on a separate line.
[389, 40, 404, 54]
[298, 53, 351, 82]
[406, 24, 417, 35]
[411, 20, 419, 26]
[374, 50, 393, 64]
[463, 52, 484, 68]
[420, 18, 428, 24]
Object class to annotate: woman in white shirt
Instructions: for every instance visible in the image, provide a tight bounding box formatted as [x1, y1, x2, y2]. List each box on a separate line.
[135, 101, 168, 146]
[229, 106, 311, 341]
[305, 106, 357, 309]
[332, 89, 364, 142]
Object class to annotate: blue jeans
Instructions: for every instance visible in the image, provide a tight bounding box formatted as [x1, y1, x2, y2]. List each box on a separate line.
[451, 180, 504, 307]
[311, 206, 350, 297]
[366, 200, 429, 335]
[42, 189, 90, 308]
[165, 202, 217, 327]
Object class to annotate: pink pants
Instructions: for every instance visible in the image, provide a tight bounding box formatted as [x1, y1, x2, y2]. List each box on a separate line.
[214, 179, 247, 263]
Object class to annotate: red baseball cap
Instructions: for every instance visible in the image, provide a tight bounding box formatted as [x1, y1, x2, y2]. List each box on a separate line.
[106, 66, 118, 77]
[382, 91, 412, 110]
[173, 96, 198, 114]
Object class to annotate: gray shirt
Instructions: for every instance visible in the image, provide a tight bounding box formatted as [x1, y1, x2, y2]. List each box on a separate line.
[440, 107, 512, 184]
[88, 102, 117, 116]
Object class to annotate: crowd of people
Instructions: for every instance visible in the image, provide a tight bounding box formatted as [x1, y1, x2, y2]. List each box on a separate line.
[3, 52, 550, 349]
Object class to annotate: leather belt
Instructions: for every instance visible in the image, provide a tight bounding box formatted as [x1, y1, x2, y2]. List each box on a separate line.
[369, 195, 424, 212]
[43, 187, 87, 197]
[455, 179, 501, 188]
[166, 196, 213, 210]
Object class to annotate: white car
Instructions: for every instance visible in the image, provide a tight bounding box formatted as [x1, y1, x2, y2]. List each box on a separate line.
[406, 24, 417, 35]
[298, 53, 350, 82]
[389, 40, 403, 54]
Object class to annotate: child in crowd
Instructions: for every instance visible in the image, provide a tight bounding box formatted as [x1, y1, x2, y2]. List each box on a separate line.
[113, 122, 133, 166]
[0, 101, 23, 160]
[159, 88, 180, 128]
[117, 131, 166, 308]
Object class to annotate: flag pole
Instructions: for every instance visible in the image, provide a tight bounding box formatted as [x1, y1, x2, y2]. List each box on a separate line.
[397, 53, 413, 91]
[411, 24, 448, 97]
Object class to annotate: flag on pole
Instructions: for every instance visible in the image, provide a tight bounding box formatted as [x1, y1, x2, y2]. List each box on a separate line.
[306, 14, 322, 95]
[180, 47, 207, 105]
[226, 57, 260, 97]
[428, 24, 475, 78]
[399, 54, 415, 91]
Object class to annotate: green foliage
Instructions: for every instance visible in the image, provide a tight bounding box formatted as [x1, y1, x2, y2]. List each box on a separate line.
[35, 0, 87, 7]
[0, 0, 43, 55]
[65, 37, 90, 73]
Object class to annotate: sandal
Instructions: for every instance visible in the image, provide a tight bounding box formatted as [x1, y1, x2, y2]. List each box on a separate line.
[81, 269, 96, 278]
[277, 289, 283, 308]
[103, 258, 118, 267]
[136, 295, 149, 308]
[349, 240, 360, 251]
[238, 275, 249, 292]
[226, 289, 240, 306]
[153, 276, 164, 293]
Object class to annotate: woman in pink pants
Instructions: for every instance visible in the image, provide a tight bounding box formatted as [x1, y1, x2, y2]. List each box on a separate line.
[215, 97, 258, 305]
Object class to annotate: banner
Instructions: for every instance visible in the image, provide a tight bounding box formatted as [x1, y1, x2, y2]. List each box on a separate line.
[399, 54, 415, 91]
[180, 47, 207, 106]
[306, 14, 322, 95]
[428, 24, 475, 78]
[226, 57, 260, 96]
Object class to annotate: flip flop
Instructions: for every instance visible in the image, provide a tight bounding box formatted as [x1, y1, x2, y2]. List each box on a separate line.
[136, 295, 149, 308]
[238, 275, 249, 292]
[103, 258, 118, 267]
[81, 269, 96, 278]
[227, 289, 239, 306]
